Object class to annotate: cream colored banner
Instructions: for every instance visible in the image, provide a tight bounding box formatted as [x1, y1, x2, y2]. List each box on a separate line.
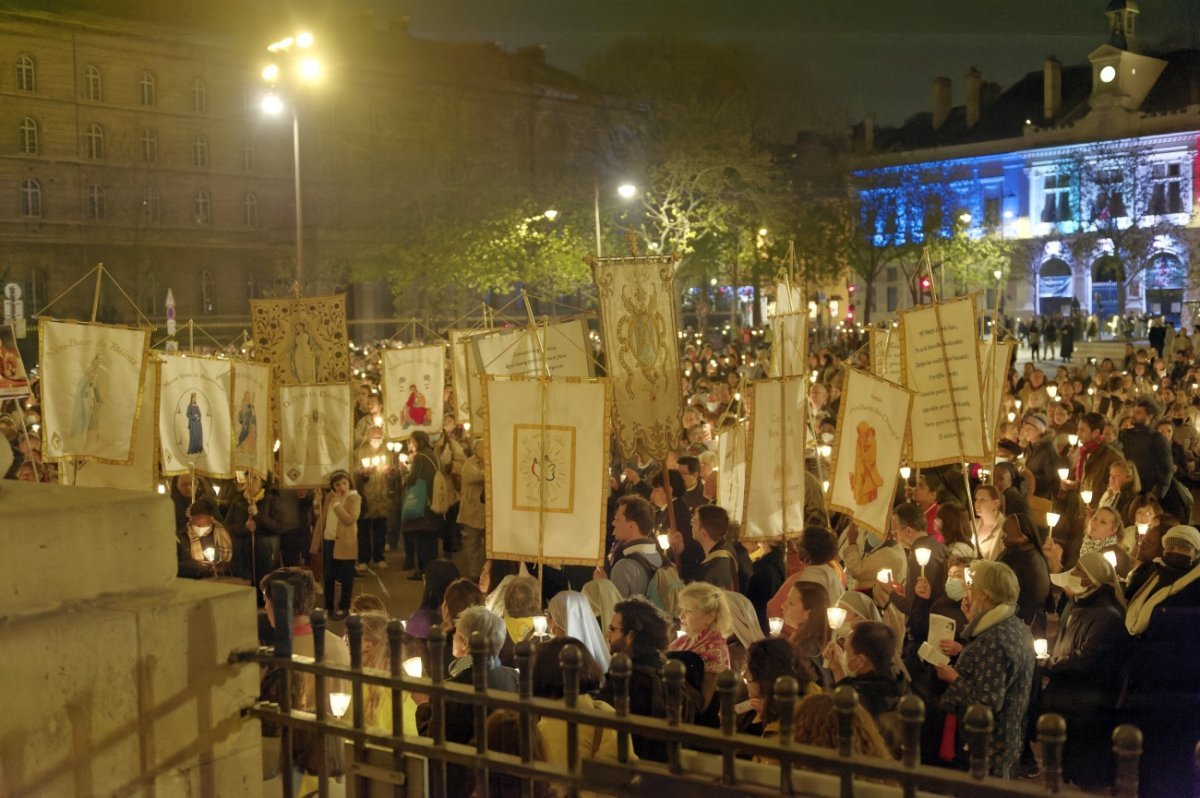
[981, 339, 1016, 452]
[470, 318, 593, 380]
[593, 256, 682, 460]
[158, 354, 233, 477]
[40, 319, 150, 464]
[743, 378, 807, 540]
[0, 323, 30, 398]
[279, 384, 352, 488]
[827, 369, 913, 536]
[775, 280, 806, 315]
[770, 313, 808, 378]
[899, 296, 987, 466]
[382, 345, 446, 440]
[232, 360, 272, 476]
[448, 329, 475, 427]
[717, 422, 747, 523]
[870, 326, 903, 384]
[483, 377, 610, 565]
[64, 360, 159, 492]
[250, 294, 349, 387]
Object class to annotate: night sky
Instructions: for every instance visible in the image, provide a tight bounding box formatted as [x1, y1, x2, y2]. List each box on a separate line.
[374, 0, 1200, 127]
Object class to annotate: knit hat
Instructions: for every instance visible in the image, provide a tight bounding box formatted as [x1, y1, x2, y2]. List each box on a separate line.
[1022, 413, 1048, 435]
[1163, 525, 1200, 551]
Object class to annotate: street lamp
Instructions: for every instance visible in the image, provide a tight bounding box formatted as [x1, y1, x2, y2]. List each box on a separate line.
[262, 32, 320, 285]
[594, 179, 638, 257]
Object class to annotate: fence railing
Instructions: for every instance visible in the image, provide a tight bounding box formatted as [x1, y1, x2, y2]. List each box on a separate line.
[243, 582, 1149, 798]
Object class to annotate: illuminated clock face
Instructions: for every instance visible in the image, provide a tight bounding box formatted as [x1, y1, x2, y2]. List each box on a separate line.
[1100, 65, 1117, 83]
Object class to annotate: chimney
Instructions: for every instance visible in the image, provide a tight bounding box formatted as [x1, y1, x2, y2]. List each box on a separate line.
[932, 77, 951, 130]
[1044, 57, 1062, 121]
[965, 67, 982, 127]
[864, 112, 875, 152]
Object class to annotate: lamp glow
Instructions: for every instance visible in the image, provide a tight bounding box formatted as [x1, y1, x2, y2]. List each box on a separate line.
[1034, 638, 1049, 660]
[876, 568, 893, 584]
[617, 183, 637, 199]
[260, 92, 285, 116]
[1081, 489, 1093, 504]
[203, 547, 215, 562]
[1046, 512, 1060, 529]
[768, 616, 784, 636]
[329, 692, 352, 718]
[532, 615, 549, 637]
[299, 57, 321, 81]
[1057, 467, 1069, 482]
[899, 466, 911, 480]
[657, 533, 670, 550]
[296, 31, 314, 48]
[826, 607, 848, 630]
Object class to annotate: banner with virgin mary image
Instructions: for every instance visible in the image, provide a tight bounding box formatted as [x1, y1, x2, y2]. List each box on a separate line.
[65, 359, 159, 491]
[592, 254, 682, 461]
[483, 376, 611, 565]
[157, 353, 233, 477]
[40, 319, 150, 464]
[382, 345, 445, 440]
[827, 368, 913, 536]
[231, 360, 272, 476]
[278, 384, 352, 488]
[742, 377, 806, 540]
[250, 294, 349, 386]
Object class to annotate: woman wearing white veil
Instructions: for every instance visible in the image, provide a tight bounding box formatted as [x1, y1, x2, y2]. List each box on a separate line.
[548, 590, 611, 674]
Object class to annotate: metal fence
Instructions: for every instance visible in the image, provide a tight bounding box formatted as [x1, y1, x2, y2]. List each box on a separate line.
[244, 582, 1148, 798]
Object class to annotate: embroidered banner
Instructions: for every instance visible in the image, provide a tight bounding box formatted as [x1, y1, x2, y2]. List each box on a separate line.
[742, 377, 807, 540]
[483, 377, 610, 565]
[250, 294, 349, 387]
[593, 255, 682, 461]
[717, 422, 747, 523]
[470, 318, 593, 380]
[0, 323, 30, 398]
[158, 354, 233, 477]
[232, 360, 272, 476]
[278, 384, 352, 488]
[382, 345, 446, 440]
[40, 319, 150, 464]
[827, 368, 913, 536]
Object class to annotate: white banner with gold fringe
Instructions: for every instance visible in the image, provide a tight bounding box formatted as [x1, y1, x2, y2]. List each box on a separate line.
[63, 359, 159, 491]
[278, 384, 352, 488]
[382, 345, 445, 440]
[742, 377, 807, 540]
[158, 354, 233, 477]
[717, 422, 747, 523]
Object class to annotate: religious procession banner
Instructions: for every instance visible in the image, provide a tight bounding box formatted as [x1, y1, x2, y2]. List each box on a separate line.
[742, 377, 807, 540]
[869, 325, 903, 385]
[593, 254, 682, 461]
[40, 319, 150, 464]
[982, 339, 1016, 453]
[717, 422, 747, 524]
[64, 359, 159, 492]
[231, 360, 272, 476]
[470, 318, 593, 380]
[770, 311, 808, 378]
[827, 368, 913, 536]
[382, 345, 445, 440]
[483, 376, 611, 565]
[899, 295, 988, 466]
[157, 354, 233, 477]
[278, 384, 352, 488]
[0, 323, 30, 398]
[448, 329, 475, 428]
[775, 279, 806, 315]
[250, 294, 349, 387]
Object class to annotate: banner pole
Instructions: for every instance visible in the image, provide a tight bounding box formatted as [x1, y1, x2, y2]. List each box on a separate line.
[90, 263, 104, 323]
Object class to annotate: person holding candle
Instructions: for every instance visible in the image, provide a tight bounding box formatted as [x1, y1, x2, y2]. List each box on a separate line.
[1041, 553, 1129, 791]
[354, 425, 394, 572]
[875, 503, 946, 658]
[840, 517, 907, 592]
[1074, 412, 1122, 510]
[780, 581, 831, 686]
[176, 497, 233, 578]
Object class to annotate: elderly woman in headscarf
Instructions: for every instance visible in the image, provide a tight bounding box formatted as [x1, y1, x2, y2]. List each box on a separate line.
[996, 513, 1050, 633]
[548, 590, 611, 675]
[934, 560, 1035, 779]
[1041, 552, 1129, 791]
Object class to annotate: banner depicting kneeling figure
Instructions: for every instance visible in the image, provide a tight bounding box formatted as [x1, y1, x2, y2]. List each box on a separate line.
[742, 377, 807, 540]
[483, 377, 610, 565]
[279, 384, 352, 488]
[158, 354, 233, 477]
[827, 369, 913, 536]
[40, 319, 150, 464]
[382, 345, 445, 440]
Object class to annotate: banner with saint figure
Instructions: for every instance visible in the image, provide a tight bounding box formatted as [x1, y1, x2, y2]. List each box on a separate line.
[827, 368, 913, 536]
[64, 359, 159, 491]
[742, 377, 806, 540]
[278, 384, 352, 488]
[232, 360, 272, 476]
[40, 319, 150, 464]
[483, 377, 610, 565]
[158, 354, 233, 477]
[250, 295, 349, 387]
[382, 345, 445, 439]
[592, 254, 682, 461]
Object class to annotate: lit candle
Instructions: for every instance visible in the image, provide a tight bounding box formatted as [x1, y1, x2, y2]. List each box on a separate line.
[876, 568, 893, 584]
[361, 457, 372, 468]
[768, 616, 784, 636]
[825, 607, 847, 630]
[818, 444, 832, 459]
[1034, 639, 1049, 660]
[463, 422, 471, 432]
[822, 480, 830, 493]
[1102, 550, 1118, 568]
[1046, 385, 1058, 400]
[532, 615, 549, 637]
[899, 466, 911, 480]
[329, 692, 352, 719]
[213, 485, 221, 496]
[914, 546, 931, 578]
[1057, 467, 1069, 482]
[1045, 511, 1060, 530]
[657, 533, 670, 550]
[1081, 489, 1093, 505]
[157, 484, 167, 495]
[1137, 522, 1149, 536]
[203, 547, 215, 562]
[273, 439, 282, 452]
[1067, 434, 1078, 447]
[402, 657, 423, 678]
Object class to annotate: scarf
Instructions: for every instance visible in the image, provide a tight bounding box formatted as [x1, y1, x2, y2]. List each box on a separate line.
[1075, 438, 1101, 481]
[1079, 534, 1117, 557]
[1125, 564, 1200, 635]
[963, 602, 1016, 639]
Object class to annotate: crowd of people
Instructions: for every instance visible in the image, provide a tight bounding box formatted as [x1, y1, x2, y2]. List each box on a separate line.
[4, 319, 1200, 796]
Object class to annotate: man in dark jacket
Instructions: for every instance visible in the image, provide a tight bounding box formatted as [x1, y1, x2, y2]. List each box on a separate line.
[597, 598, 671, 761]
[1118, 398, 1173, 498]
[1021, 413, 1063, 500]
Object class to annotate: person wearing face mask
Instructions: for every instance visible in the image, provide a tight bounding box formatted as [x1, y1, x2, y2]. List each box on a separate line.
[1040, 553, 1129, 791]
[1121, 524, 1200, 796]
[826, 622, 905, 722]
[875, 502, 947, 660]
[840, 517, 907, 592]
[934, 560, 1035, 779]
[176, 497, 233, 578]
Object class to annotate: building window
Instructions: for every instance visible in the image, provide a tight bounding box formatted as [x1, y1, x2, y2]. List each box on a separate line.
[242, 140, 254, 172]
[85, 123, 105, 160]
[139, 71, 156, 106]
[886, 285, 898, 312]
[21, 178, 41, 217]
[192, 135, 208, 168]
[15, 54, 35, 93]
[243, 192, 258, 227]
[1042, 173, 1072, 223]
[142, 186, 160, 224]
[192, 78, 207, 113]
[1093, 168, 1126, 220]
[1152, 162, 1184, 215]
[88, 185, 106, 221]
[19, 117, 38, 154]
[200, 270, 217, 314]
[984, 196, 1002, 228]
[194, 189, 211, 224]
[141, 128, 157, 163]
[84, 65, 102, 101]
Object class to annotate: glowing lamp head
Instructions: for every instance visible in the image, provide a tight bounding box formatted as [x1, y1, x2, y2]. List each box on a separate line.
[329, 692, 351, 719]
[402, 657, 423, 678]
[260, 93, 285, 116]
[899, 466, 912, 480]
[1081, 489, 1094, 505]
[1103, 550, 1119, 568]
[914, 547, 932, 568]
[1100, 64, 1117, 84]
[617, 183, 637, 199]
[299, 57, 321, 81]
[657, 533, 670, 550]
[768, 616, 784, 636]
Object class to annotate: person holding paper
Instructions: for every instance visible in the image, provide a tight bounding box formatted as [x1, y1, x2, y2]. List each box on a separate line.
[934, 560, 1035, 779]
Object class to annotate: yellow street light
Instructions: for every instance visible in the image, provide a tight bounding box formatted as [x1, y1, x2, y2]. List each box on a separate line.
[299, 57, 321, 81]
[262, 63, 279, 82]
[544, 209, 558, 221]
[260, 92, 284, 115]
[758, 227, 768, 237]
[296, 31, 314, 48]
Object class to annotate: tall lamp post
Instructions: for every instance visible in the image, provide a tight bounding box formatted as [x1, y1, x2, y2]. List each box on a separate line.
[593, 179, 638, 257]
[261, 32, 320, 285]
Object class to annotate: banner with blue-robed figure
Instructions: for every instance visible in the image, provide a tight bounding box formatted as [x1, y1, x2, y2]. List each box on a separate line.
[157, 353, 233, 478]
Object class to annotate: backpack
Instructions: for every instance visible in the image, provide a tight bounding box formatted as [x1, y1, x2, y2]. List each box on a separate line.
[627, 553, 685, 618]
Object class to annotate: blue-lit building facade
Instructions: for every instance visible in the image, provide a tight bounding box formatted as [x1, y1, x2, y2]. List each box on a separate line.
[852, 1, 1199, 328]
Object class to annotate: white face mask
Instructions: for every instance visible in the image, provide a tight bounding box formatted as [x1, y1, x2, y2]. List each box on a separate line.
[192, 524, 213, 536]
[705, 401, 720, 413]
[1050, 571, 1085, 594]
[821, 432, 835, 444]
